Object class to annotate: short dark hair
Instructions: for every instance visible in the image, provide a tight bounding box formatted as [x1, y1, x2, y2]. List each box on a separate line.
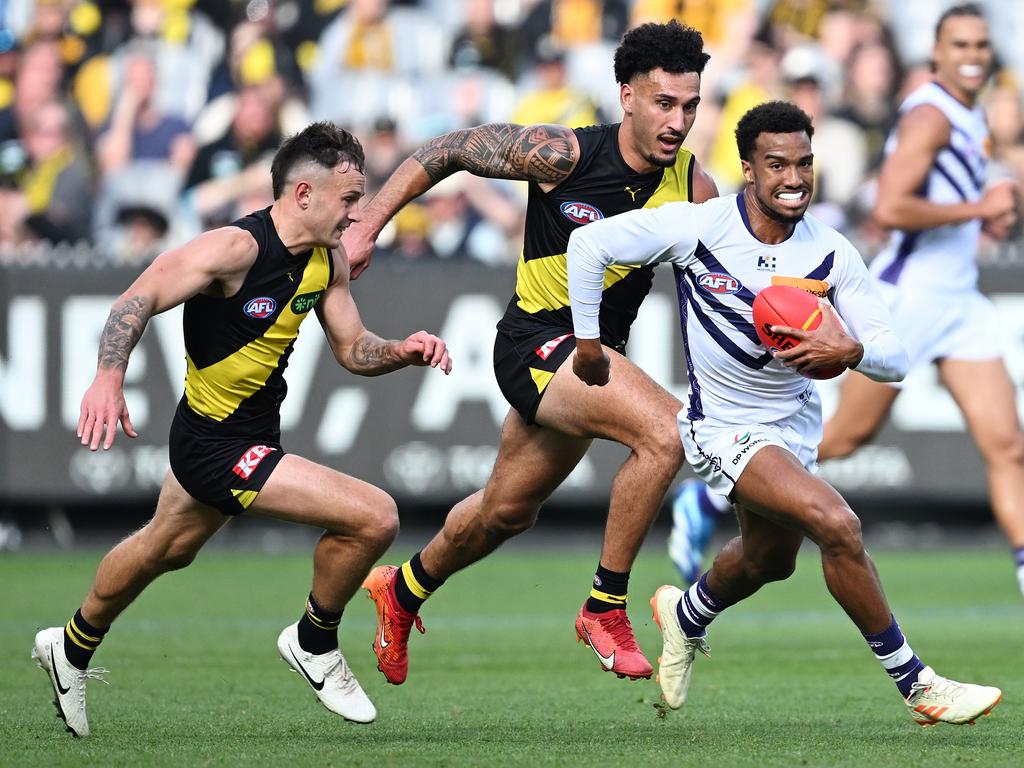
[735, 101, 814, 161]
[270, 121, 365, 199]
[613, 20, 709, 85]
[935, 3, 986, 40]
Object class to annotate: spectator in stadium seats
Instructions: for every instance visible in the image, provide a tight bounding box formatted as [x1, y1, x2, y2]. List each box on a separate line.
[95, 51, 196, 178]
[510, 38, 599, 129]
[0, 100, 92, 245]
[448, 0, 521, 80]
[518, 0, 628, 56]
[111, 203, 170, 265]
[185, 86, 280, 228]
[833, 40, 902, 171]
[362, 116, 406, 194]
[987, 82, 1024, 186]
[0, 39, 66, 144]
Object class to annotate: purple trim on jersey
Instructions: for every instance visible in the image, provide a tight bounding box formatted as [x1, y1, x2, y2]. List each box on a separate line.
[735, 191, 796, 244]
[933, 157, 971, 200]
[673, 265, 704, 421]
[693, 241, 757, 305]
[683, 277, 773, 370]
[877, 231, 921, 285]
[684, 270, 761, 345]
[945, 144, 984, 190]
[804, 250, 835, 281]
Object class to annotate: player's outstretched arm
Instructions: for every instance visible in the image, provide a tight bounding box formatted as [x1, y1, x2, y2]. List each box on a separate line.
[317, 251, 452, 376]
[343, 123, 580, 278]
[78, 227, 259, 451]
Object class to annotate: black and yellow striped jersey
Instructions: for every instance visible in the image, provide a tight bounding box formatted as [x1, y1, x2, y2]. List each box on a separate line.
[497, 122, 695, 351]
[180, 207, 334, 437]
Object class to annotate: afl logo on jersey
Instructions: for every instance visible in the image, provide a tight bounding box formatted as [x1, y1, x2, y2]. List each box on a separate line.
[560, 201, 604, 224]
[243, 297, 277, 318]
[698, 272, 742, 295]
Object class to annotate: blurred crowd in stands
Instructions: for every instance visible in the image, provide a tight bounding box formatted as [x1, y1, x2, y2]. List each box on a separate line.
[0, 0, 1022, 267]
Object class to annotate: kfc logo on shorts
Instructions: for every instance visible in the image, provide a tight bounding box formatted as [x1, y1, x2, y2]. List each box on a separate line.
[232, 444, 276, 479]
[243, 297, 277, 318]
[535, 333, 573, 361]
[560, 201, 604, 224]
[698, 272, 742, 295]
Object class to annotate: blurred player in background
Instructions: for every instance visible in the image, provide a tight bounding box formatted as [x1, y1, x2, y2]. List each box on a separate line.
[32, 122, 452, 737]
[344, 21, 719, 686]
[670, 3, 1024, 600]
[569, 100, 1002, 727]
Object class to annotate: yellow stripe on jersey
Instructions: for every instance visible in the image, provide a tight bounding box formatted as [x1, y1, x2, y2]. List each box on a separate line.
[516, 256, 635, 315]
[231, 488, 260, 509]
[515, 149, 693, 315]
[185, 247, 330, 421]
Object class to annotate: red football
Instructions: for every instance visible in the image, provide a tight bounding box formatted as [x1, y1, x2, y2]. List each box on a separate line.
[752, 285, 845, 380]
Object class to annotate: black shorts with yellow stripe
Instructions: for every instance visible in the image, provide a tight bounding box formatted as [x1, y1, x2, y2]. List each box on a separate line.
[168, 399, 286, 515]
[493, 326, 582, 425]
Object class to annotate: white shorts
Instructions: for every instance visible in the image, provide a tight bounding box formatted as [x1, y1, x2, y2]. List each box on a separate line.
[679, 397, 822, 501]
[879, 284, 1001, 388]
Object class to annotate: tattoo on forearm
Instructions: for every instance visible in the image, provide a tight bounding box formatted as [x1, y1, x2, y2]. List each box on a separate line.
[97, 296, 150, 371]
[413, 123, 577, 184]
[350, 334, 400, 374]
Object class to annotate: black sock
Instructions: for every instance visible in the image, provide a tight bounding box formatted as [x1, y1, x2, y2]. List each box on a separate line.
[393, 552, 444, 613]
[585, 564, 629, 613]
[63, 608, 109, 670]
[297, 593, 342, 655]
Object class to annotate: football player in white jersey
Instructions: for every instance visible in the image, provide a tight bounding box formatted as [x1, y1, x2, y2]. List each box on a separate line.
[820, 3, 1024, 598]
[670, 3, 1024, 601]
[566, 101, 1002, 726]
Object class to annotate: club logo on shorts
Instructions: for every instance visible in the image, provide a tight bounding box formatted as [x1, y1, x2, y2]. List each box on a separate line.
[535, 333, 573, 361]
[560, 201, 604, 224]
[243, 297, 277, 318]
[232, 444, 276, 479]
[698, 272, 742, 295]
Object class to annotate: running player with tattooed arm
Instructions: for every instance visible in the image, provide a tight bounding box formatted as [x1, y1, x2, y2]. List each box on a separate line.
[32, 122, 452, 737]
[568, 101, 1002, 726]
[344, 21, 718, 685]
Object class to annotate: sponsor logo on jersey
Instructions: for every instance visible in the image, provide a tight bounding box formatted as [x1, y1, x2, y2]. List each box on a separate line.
[698, 272, 742, 295]
[291, 290, 323, 314]
[757, 254, 777, 272]
[771, 276, 830, 298]
[560, 201, 604, 224]
[232, 444, 276, 479]
[535, 333, 573, 361]
[243, 296, 277, 318]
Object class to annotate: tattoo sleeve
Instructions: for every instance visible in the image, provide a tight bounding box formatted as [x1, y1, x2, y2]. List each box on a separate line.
[348, 332, 403, 376]
[97, 296, 151, 372]
[412, 123, 577, 184]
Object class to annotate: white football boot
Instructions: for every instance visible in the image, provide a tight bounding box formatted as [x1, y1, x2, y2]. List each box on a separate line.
[32, 627, 108, 737]
[650, 585, 710, 709]
[905, 666, 1001, 726]
[277, 622, 376, 723]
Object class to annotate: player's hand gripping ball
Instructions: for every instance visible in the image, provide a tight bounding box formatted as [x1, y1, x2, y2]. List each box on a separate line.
[752, 285, 845, 380]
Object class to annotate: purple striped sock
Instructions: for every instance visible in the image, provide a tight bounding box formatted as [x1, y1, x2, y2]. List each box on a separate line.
[675, 571, 732, 637]
[864, 617, 924, 698]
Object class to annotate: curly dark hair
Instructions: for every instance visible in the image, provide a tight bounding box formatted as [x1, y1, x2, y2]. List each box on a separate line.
[735, 101, 814, 161]
[613, 20, 710, 85]
[270, 121, 365, 199]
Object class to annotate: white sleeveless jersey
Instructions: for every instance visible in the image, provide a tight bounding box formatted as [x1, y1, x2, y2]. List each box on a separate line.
[567, 194, 907, 426]
[870, 81, 989, 293]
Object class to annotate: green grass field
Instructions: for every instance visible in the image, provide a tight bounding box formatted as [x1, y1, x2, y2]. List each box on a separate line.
[1, 542, 1021, 767]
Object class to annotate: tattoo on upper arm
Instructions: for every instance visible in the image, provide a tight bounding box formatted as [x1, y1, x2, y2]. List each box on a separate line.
[413, 123, 577, 184]
[98, 296, 150, 371]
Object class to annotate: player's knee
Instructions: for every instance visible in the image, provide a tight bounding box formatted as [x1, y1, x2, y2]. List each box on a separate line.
[364, 495, 400, 549]
[812, 503, 864, 557]
[642, 422, 684, 473]
[148, 539, 200, 573]
[981, 430, 1024, 468]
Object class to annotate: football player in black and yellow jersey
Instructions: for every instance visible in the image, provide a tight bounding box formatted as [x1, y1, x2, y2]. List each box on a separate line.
[33, 123, 452, 736]
[347, 22, 720, 687]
